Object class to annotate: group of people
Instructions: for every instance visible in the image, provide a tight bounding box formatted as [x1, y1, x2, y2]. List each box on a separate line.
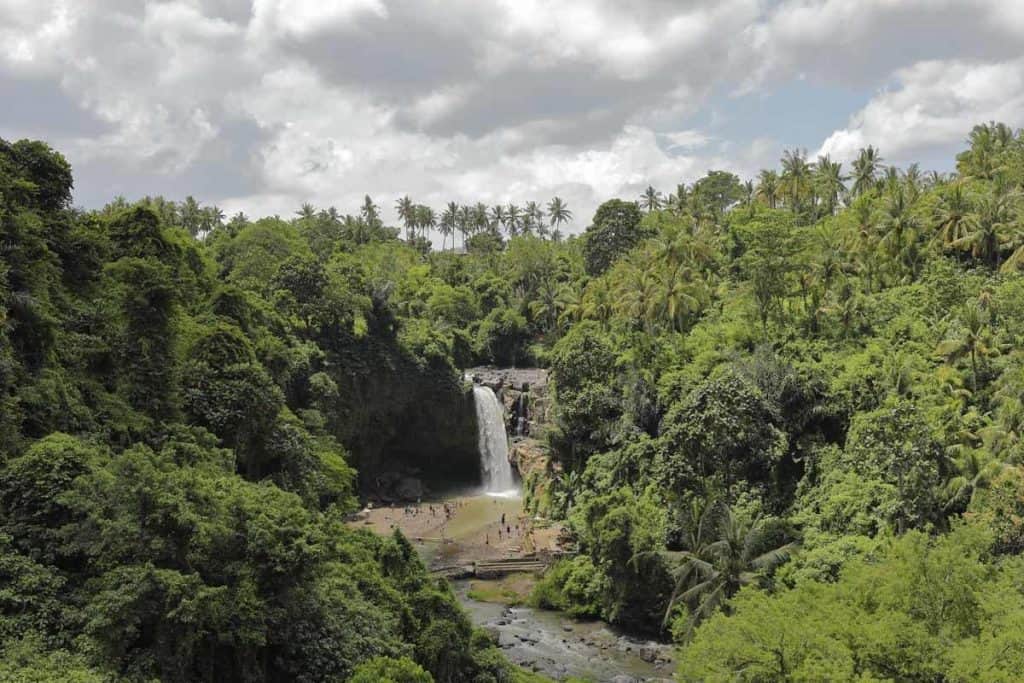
[485, 511, 524, 545]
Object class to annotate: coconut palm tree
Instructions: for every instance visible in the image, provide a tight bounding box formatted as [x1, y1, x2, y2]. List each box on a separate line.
[935, 303, 995, 392]
[813, 155, 846, 216]
[668, 183, 691, 215]
[943, 448, 1007, 511]
[879, 186, 920, 276]
[524, 201, 545, 237]
[755, 170, 780, 209]
[416, 204, 436, 242]
[547, 196, 572, 239]
[505, 203, 522, 237]
[456, 205, 473, 248]
[851, 146, 883, 197]
[360, 196, 381, 229]
[395, 195, 415, 241]
[440, 202, 458, 251]
[489, 204, 506, 233]
[649, 500, 794, 634]
[640, 185, 664, 212]
[932, 183, 973, 251]
[780, 149, 811, 216]
[580, 279, 615, 327]
[955, 188, 1018, 269]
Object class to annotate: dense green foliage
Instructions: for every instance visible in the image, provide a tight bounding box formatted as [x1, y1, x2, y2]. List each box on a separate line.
[0, 140, 558, 681]
[4, 122, 1024, 680]
[527, 124, 1024, 680]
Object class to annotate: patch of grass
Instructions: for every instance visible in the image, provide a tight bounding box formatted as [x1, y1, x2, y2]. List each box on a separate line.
[467, 574, 536, 606]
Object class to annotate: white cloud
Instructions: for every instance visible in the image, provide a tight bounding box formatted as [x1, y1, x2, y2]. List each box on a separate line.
[2, 0, 1023, 230]
[817, 57, 1024, 163]
[249, 0, 387, 40]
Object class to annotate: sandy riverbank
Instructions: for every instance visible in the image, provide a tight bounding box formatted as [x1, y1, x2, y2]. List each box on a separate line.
[350, 491, 562, 566]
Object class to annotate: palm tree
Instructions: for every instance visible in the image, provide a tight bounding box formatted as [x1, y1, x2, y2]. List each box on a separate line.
[755, 170, 780, 209]
[489, 204, 506, 233]
[935, 304, 994, 392]
[981, 397, 1024, 460]
[780, 149, 811, 216]
[456, 205, 473, 248]
[580, 279, 615, 327]
[360, 196, 381, 229]
[180, 195, 203, 237]
[505, 203, 522, 237]
[851, 145, 883, 197]
[295, 202, 317, 220]
[740, 180, 755, 213]
[395, 195, 415, 241]
[440, 202, 458, 251]
[903, 163, 923, 202]
[202, 205, 225, 235]
[416, 204, 436, 242]
[547, 196, 572, 238]
[879, 186, 920, 276]
[943, 449, 1007, 511]
[640, 185, 663, 212]
[529, 277, 563, 334]
[668, 183, 691, 215]
[813, 155, 846, 216]
[473, 202, 490, 236]
[657, 265, 707, 332]
[613, 257, 662, 333]
[649, 501, 794, 634]
[524, 201, 545, 237]
[932, 183, 972, 251]
[954, 189, 1017, 269]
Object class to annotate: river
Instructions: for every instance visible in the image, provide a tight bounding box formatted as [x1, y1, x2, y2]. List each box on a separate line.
[454, 579, 674, 682]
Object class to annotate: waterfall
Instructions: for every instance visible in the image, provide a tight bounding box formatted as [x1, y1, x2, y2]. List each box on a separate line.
[472, 384, 516, 493]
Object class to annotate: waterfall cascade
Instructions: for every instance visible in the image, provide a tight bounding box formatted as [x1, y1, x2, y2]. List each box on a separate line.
[471, 384, 517, 493]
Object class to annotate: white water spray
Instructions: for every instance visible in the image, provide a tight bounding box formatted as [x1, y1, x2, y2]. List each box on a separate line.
[471, 384, 517, 494]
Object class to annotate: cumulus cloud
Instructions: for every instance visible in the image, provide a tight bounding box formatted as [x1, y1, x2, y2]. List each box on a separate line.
[817, 57, 1024, 163]
[0, 0, 1022, 229]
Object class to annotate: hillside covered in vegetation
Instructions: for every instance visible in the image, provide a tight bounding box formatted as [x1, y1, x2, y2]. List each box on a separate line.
[2, 121, 1024, 681]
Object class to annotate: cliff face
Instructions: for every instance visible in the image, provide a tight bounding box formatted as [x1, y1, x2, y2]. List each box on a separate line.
[331, 339, 480, 498]
[466, 367, 550, 438]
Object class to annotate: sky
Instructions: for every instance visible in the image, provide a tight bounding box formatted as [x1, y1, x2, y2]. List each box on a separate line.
[2, 0, 1023, 232]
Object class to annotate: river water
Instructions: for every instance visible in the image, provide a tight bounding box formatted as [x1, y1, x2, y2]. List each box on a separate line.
[453, 581, 675, 682]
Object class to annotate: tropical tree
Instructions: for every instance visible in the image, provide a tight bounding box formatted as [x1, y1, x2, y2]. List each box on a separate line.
[440, 202, 458, 251]
[954, 188, 1018, 269]
[640, 185, 663, 212]
[668, 183, 691, 215]
[416, 204, 436, 242]
[505, 203, 522, 237]
[654, 501, 794, 635]
[780, 149, 812, 217]
[936, 303, 996, 392]
[851, 145, 883, 197]
[755, 170, 780, 209]
[489, 204, 506, 233]
[932, 182, 973, 251]
[395, 195, 415, 241]
[548, 196, 572, 239]
[524, 201, 544, 237]
[879, 186, 921, 277]
[944, 449, 1007, 511]
[457, 204, 473, 248]
[813, 155, 846, 216]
